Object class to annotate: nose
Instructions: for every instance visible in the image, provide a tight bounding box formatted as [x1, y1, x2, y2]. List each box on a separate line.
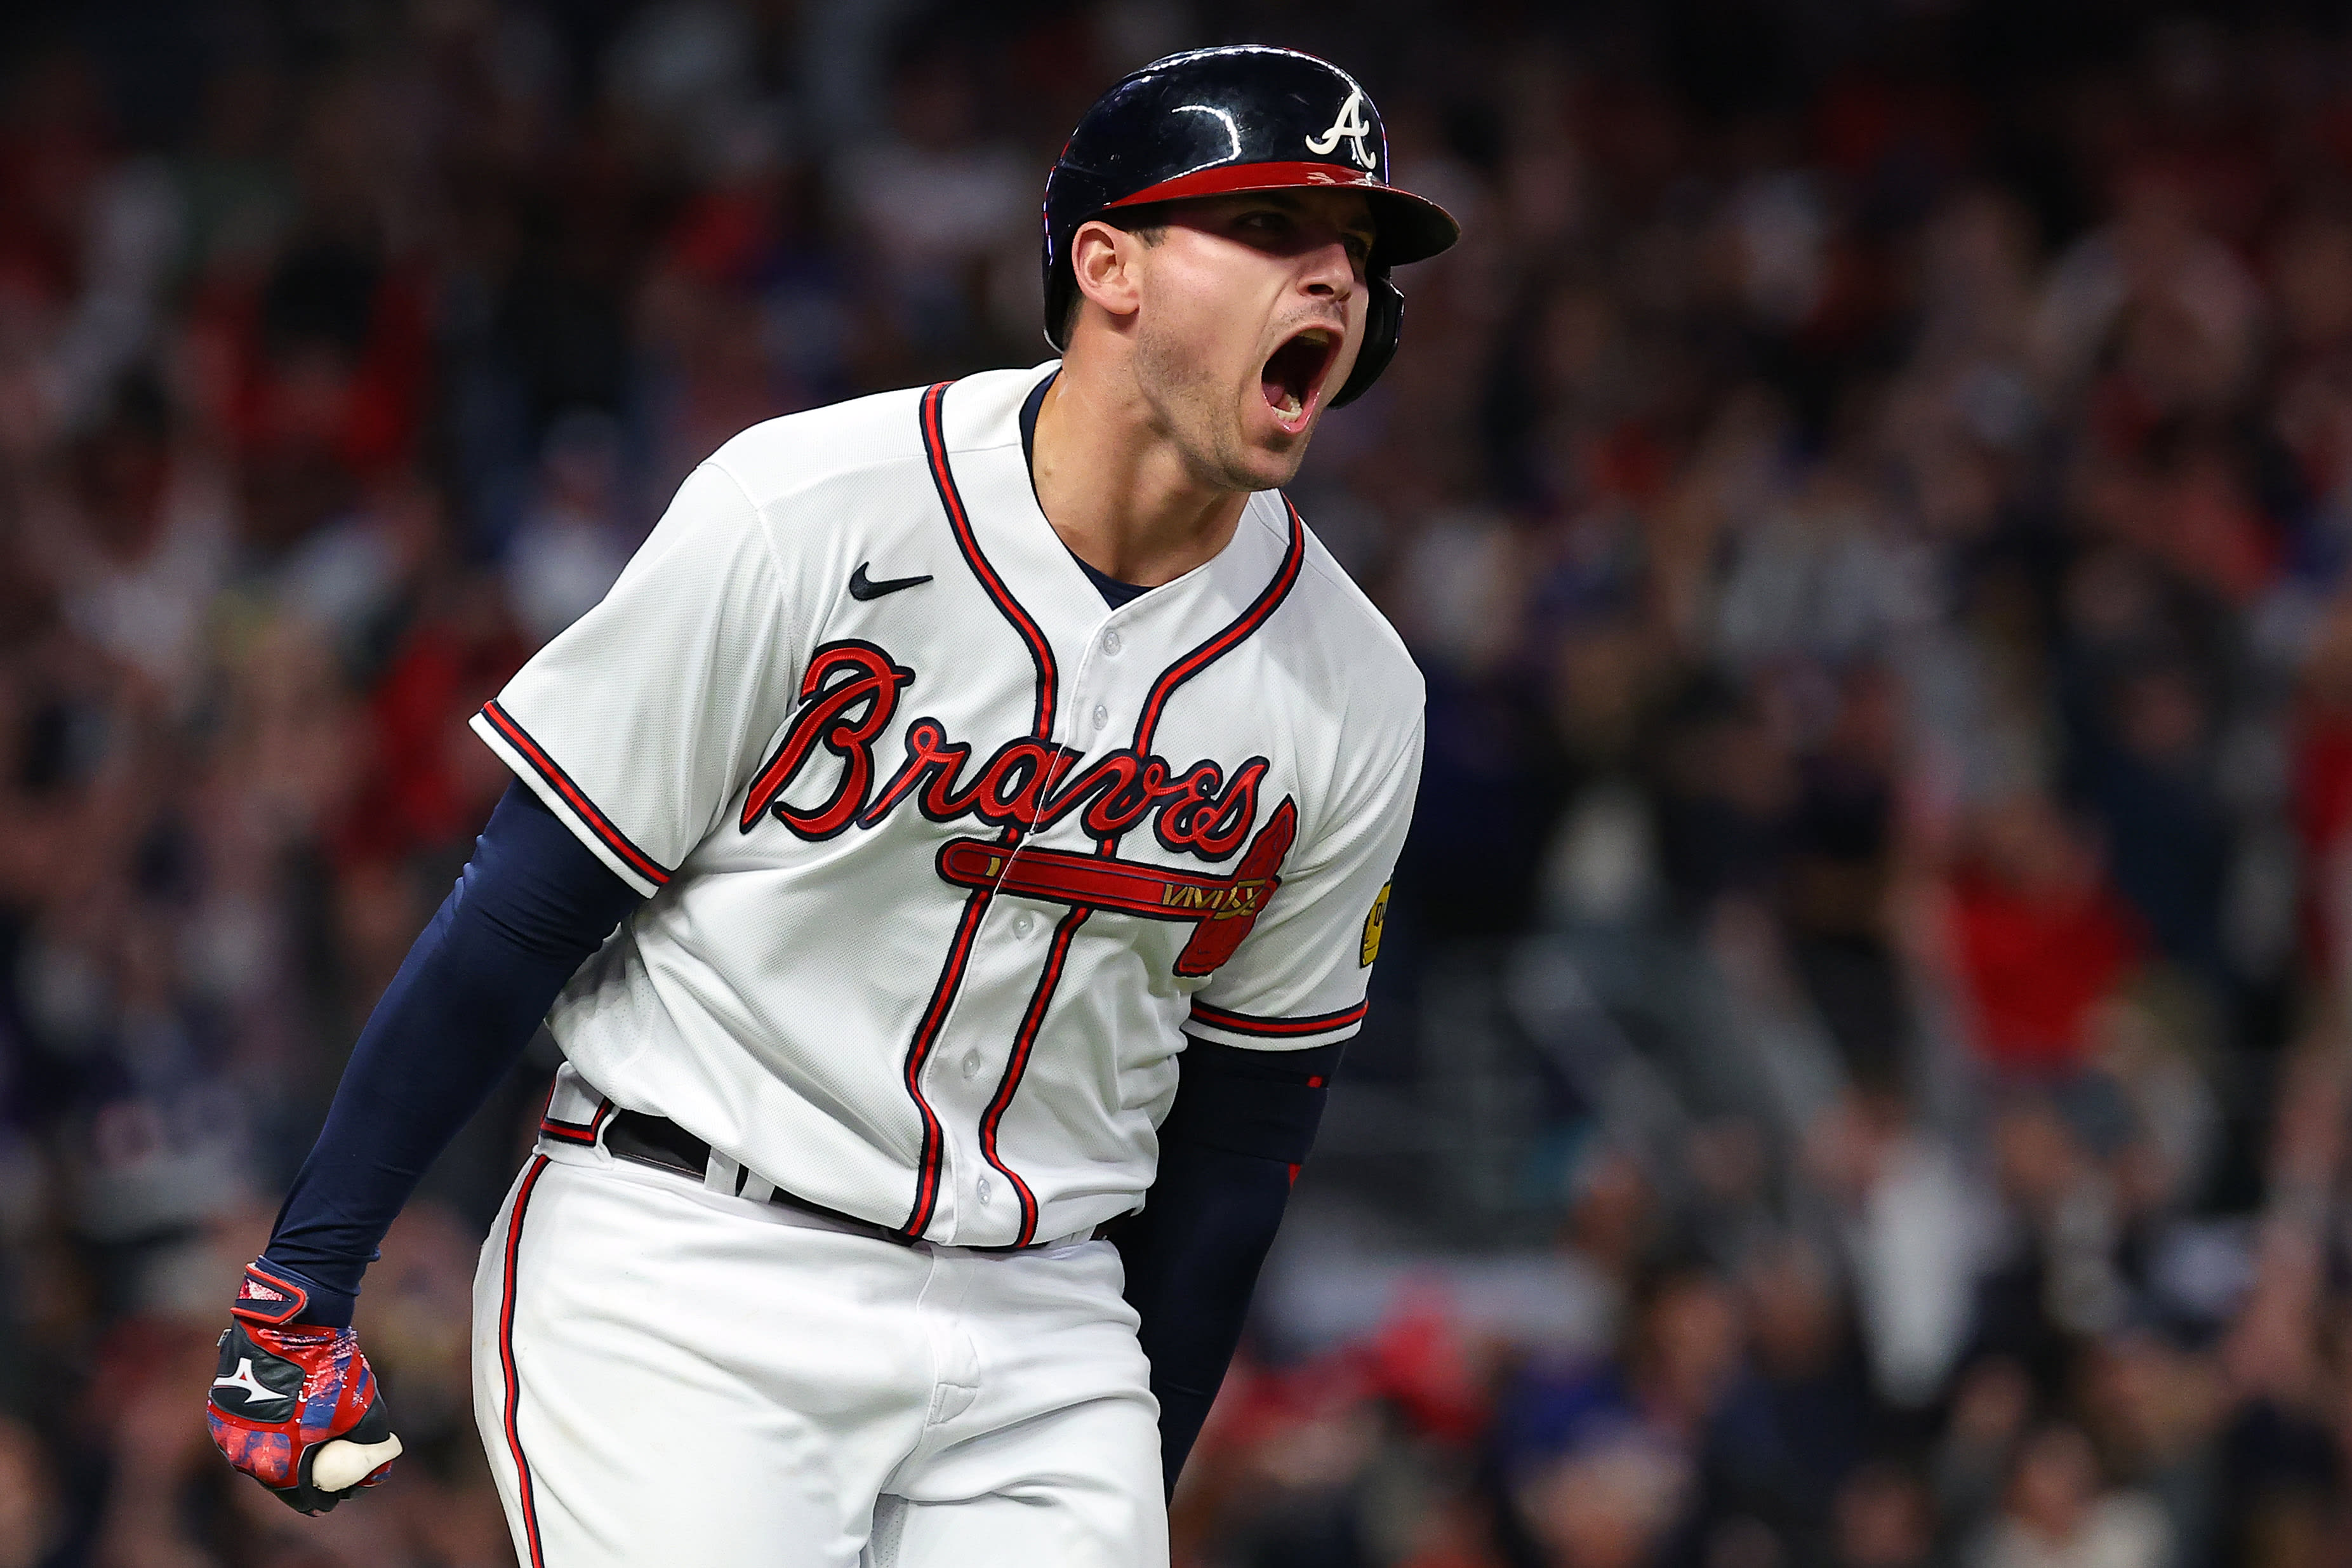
[1300, 236, 1357, 302]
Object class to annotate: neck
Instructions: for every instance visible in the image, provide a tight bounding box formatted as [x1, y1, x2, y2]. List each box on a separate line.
[1030, 361, 1252, 586]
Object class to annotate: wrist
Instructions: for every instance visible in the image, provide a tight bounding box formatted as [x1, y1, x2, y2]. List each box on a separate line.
[235, 1258, 357, 1329]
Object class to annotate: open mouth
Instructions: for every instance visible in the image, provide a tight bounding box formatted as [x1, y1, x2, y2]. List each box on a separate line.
[1260, 328, 1339, 434]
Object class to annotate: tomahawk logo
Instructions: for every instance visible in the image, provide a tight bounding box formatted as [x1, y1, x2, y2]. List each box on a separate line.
[1305, 86, 1376, 169]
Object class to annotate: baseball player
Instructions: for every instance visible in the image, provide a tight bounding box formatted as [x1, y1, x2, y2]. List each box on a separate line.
[205, 44, 1456, 1566]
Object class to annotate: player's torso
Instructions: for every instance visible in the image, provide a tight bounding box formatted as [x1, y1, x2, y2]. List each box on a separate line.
[552, 366, 1372, 1246]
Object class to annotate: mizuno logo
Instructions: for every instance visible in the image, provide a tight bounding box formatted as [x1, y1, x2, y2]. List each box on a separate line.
[213, 1358, 288, 1409]
[849, 563, 933, 601]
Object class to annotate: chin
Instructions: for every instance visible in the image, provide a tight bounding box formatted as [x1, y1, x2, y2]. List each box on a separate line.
[1256, 446, 1312, 491]
[1231, 427, 1310, 492]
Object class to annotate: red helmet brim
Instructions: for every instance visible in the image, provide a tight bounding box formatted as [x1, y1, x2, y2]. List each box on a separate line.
[1102, 161, 1459, 269]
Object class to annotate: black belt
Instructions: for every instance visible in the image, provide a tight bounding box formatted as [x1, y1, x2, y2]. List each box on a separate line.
[602, 1110, 1103, 1253]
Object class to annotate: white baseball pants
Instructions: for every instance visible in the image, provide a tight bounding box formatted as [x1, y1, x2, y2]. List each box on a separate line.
[470, 1136, 1167, 1567]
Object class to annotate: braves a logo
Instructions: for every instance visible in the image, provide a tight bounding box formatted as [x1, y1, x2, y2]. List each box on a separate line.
[1305, 86, 1377, 170]
[740, 641, 1291, 975]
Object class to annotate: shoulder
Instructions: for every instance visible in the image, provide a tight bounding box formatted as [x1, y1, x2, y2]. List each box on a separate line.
[697, 363, 1054, 523]
[700, 383, 934, 508]
[937, 362, 1058, 452]
[1254, 493, 1425, 727]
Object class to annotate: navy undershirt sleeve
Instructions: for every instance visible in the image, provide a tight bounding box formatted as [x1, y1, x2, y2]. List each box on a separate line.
[1118, 1037, 1342, 1495]
[261, 781, 643, 1325]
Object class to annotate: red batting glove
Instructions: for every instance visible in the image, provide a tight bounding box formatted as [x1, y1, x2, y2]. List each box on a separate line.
[206, 1262, 402, 1514]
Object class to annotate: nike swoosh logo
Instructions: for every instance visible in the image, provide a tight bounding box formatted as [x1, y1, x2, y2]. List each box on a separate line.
[848, 563, 933, 601]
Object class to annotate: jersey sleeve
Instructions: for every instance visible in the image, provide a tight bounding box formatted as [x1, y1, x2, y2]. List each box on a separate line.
[1184, 718, 1423, 1051]
[470, 463, 801, 896]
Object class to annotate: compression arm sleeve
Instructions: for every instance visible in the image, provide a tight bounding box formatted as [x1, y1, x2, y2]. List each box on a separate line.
[260, 781, 643, 1326]
[1117, 1037, 1341, 1496]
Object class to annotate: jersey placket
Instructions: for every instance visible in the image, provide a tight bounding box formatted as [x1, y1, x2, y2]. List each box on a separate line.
[911, 393, 1167, 1247]
[905, 380, 1310, 1247]
[962, 624, 1131, 1246]
[898, 381, 1063, 1244]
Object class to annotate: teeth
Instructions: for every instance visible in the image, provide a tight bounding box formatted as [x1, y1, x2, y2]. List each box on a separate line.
[1277, 392, 1301, 419]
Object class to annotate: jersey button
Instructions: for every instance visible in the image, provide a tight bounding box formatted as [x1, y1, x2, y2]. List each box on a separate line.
[1091, 703, 1108, 730]
[1103, 629, 1122, 655]
[977, 1178, 993, 1204]
[1012, 912, 1034, 938]
[960, 1049, 982, 1079]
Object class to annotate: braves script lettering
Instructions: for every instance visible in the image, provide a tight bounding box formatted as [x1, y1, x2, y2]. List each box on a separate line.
[742, 641, 1268, 857]
[738, 641, 1293, 976]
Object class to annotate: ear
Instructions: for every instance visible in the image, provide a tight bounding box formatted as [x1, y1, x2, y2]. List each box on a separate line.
[1069, 218, 1145, 326]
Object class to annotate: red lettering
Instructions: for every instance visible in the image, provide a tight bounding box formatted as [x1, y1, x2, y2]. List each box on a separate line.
[976, 741, 1061, 825]
[862, 719, 973, 827]
[1047, 752, 1139, 837]
[1159, 757, 1266, 858]
[1148, 764, 1218, 851]
[741, 642, 913, 838]
[1031, 749, 1184, 842]
[740, 645, 1267, 862]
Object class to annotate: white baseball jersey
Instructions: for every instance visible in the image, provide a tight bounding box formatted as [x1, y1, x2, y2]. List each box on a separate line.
[470, 361, 1424, 1249]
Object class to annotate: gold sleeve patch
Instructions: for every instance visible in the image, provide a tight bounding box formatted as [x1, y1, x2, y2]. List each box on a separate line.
[1360, 882, 1390, 967]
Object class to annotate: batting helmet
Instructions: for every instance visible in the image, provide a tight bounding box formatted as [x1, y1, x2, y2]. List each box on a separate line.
[1043, 45, 1459, 408]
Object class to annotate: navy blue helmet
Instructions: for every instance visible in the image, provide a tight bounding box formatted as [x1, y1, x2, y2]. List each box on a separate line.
[1043, 45, 1459, 408]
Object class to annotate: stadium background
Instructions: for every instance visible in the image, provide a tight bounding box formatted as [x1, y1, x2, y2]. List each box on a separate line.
[5, 1, 2352, 1564]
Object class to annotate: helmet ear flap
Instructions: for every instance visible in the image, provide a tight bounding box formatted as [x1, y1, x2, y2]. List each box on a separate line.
[1329, 273, 1402, 408]
[1044, 258, 1076, 353]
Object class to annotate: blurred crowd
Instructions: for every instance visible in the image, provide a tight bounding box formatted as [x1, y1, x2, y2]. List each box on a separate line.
[8, 2, 2352, 1566]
